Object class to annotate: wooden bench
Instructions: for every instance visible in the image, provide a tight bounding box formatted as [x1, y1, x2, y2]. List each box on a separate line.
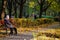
[0, 19, 16, 34]
[0, 20, 8, 34]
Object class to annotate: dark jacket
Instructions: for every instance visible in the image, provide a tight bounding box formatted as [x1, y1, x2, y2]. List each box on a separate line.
[4, 18, 12, 28]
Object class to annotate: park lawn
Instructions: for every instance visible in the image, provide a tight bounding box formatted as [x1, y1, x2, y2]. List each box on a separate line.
[17, 22, 59, 33]
[31, 29, 60, 40]
[37, 29, 60, 36]
[32, 36, 60, 40]
[0, 21, 59, 40]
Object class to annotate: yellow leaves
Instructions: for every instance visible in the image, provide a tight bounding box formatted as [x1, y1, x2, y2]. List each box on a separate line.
[29, 1, 35, 8]
[32, 32, 37, 37]
[50, 1, 60, 12]
[47, 0, 54, 3]
[1, 12, 4, 19]
[32, 29, 60, 40]
[14, 18, 54, 28]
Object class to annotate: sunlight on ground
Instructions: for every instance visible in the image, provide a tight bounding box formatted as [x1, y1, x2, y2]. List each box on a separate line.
[31, 29, 60, 40]
[0, 22, 60, 40]
[31, 36, 60, 40]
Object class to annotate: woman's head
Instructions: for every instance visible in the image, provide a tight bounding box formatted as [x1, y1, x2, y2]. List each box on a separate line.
[6, 15, 9, 19]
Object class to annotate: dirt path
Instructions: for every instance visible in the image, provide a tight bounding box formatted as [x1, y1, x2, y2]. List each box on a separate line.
[0, 33, 33, 40]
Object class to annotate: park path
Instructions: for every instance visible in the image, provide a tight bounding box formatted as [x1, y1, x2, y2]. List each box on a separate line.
[37, 22, 60, 32]
[0, 33, 33, 40]
[0, 22, 60, 40]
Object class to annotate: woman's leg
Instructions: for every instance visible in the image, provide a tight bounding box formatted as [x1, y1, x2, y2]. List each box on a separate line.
[9, 28, 13, 34]
[13, 28, 17, 34]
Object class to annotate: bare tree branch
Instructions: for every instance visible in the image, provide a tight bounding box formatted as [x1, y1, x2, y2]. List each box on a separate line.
[37, 0, 41, 5]
[43, 1, 53, 11]
[16, 0, 26, 5]
[16, 0, 20, 5]
[23, 0, 26, 4]
[42, 0, 45, 5]
[42, 0, 45, 2]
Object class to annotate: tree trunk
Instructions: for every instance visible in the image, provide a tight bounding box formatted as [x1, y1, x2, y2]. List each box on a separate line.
[39, 7, 43, 18]
[9, 9, 12, 18]
[39, 0, 43, 18]
[0, 8, 2, 20]
[0, 0, 4, 19]
[14, 6, 17, 18]
[44, 10, 46, 16]
[14, 0, 17, 18]
[7, 0, 12, 18]
[19, 5, 23, 18]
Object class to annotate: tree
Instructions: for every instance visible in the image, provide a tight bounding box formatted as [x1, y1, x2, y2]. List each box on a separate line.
[7, 0, 12, 18]
[37, 0, 53, 18]
[13, 0, 17, 18]
[16, 0, 26, 18]
[0, 0, 4, 19]
[0, 0, 7, 19]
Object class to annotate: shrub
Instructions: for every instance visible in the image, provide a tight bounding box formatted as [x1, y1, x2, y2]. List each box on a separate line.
[37, 18, 54, 24]
[0, 18, 54, 28]
[14, 18, 54, 27]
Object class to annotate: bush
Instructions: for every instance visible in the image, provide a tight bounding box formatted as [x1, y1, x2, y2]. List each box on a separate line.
[0, 18, 54, 28]
[37, 18, 54, 24]
[14, 18, 54, 27]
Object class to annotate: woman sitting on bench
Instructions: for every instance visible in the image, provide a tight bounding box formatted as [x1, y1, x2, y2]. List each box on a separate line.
[4, 15, 17, 35]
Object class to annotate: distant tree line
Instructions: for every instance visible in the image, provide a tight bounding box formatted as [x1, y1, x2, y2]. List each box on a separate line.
[0, 0, 60, 19]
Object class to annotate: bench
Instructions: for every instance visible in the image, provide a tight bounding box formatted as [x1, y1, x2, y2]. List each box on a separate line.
[0, 19, 17, 34]
[0, 27, 8, 34]
[0, 20, 8, 34]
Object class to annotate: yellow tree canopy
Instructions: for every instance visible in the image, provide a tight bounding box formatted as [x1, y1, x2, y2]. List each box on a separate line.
[29, 1, 35, 8]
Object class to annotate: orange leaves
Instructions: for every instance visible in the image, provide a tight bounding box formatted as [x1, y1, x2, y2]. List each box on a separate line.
[0, 20, 4, 25]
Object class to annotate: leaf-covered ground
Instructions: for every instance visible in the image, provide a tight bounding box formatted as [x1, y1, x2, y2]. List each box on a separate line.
[0, 22, 60, 40]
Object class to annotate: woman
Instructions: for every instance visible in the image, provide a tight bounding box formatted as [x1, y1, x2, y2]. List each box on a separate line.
[4, 15, 17, 35]
[9, 16, 17, 35]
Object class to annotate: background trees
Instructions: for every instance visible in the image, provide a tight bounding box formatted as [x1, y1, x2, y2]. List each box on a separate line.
[16, 0, 26, 18]
[37, 0, 53, 18]
[7, 0, 12, 18]
[0, 0, 60, 19]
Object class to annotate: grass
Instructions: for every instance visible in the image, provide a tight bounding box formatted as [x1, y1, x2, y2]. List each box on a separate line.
[0, 21, 60, 40]
[31, 36, 60, 40]
[32, 29, 60, 40]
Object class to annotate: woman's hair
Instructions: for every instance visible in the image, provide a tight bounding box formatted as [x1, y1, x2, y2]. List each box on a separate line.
[6, 15, 9, 19]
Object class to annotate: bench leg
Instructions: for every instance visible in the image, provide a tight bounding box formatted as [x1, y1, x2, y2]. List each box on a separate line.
[6, 29, 8, 34]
